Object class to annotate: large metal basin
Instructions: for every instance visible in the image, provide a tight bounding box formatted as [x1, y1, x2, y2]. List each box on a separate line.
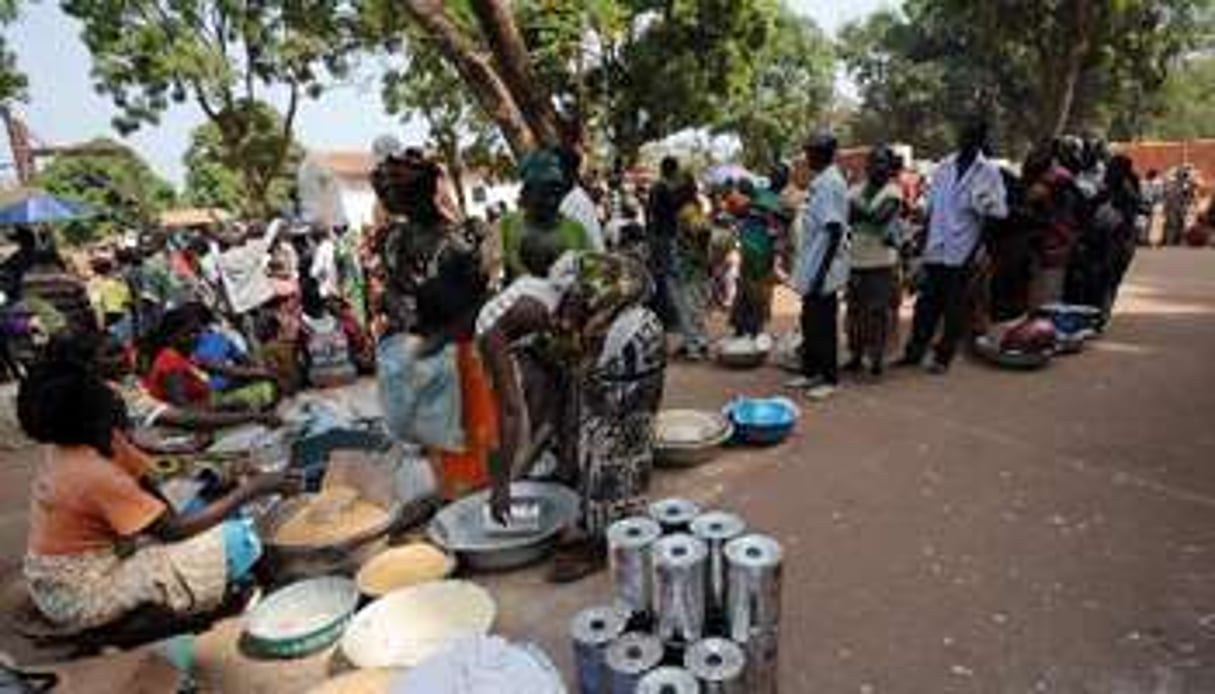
[427, 481, 580, 572]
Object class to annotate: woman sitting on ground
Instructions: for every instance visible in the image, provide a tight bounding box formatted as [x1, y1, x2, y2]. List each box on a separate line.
[143, 305, 277, 412]
[98, 341, 277, 453]
[19, 339, 296, 632]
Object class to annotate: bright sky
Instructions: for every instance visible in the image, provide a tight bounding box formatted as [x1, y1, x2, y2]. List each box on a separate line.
[2, 0, 895, 188]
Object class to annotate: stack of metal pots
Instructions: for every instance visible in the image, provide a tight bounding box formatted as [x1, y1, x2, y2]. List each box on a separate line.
[570, 497, 784, 693]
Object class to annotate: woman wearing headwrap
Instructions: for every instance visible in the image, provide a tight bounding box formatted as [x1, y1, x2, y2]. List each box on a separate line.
[495, 148, 594, 283]
[477, 240, 665, 582]
[371, 151, 475, 340]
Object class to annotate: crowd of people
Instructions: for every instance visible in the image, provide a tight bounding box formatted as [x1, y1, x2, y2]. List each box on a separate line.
[4, 118, 1210, 635]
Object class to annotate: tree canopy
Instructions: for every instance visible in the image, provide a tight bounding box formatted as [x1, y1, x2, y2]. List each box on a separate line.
[183, 100, 303, 217]
[716, 5, 834, 169]
[839, 0, 1214, 157]
[381, 42, 504, 213]
[1145, 54, 1215, 141]
[35, 138, 175, 245]
[364, 0, 804, 164]
[0, 0, 26, 104]
[63, 0, 355, 215]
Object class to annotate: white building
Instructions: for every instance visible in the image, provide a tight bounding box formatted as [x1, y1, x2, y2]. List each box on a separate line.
[299, 150, 519, 228]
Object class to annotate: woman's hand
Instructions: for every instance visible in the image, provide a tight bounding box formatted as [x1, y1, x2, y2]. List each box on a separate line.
[489, 478, 513, 525]
[248, 469, 305, 498]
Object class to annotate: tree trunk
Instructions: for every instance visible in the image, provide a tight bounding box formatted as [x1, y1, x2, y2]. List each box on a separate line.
[402, 0, 537, 156]
[1047, 0, 1096, 137]
[467, 0, 563, 147]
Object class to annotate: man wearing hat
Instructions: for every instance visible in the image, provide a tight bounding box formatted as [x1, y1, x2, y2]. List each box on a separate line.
[788, 132, 850, 399]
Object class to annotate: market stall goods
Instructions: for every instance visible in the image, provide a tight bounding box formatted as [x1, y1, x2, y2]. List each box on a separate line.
[570, 604, 629, 694]
[243, 577, 360, 659]
[724, 534, 784, 639]
[648, 497, 702, 533]
[606, 516, 663, 618]
[685, 637, 747, 694]
[428, 481, 580, 571]
[306, 668, 402, 694]
[272, 485, 390, 547]
[652, 533, 709, 645]
[355, 543, 455, 597]
[691, 511, 748, 624]
[636, 666, 701, 694]
[653, 409, 734, 468]
[341, 580, 496, 668]
[605, 632, 663, 694]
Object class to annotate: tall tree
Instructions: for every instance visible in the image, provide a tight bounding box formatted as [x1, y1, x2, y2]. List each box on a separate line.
[839, 0, 1212, 156]
[35, 138, 175, 245]
[381, 44, 504, 214]
[63, 0, 354, 216]
[0, 0, 26, 105]
[183, 100, 303, 216]
[361, 0, 782, 163]
[716, 6, 834, 168]
[1144, 54, 1215, 140]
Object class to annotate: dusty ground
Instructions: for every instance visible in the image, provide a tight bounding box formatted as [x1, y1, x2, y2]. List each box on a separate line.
[1, 248, 1214, 693]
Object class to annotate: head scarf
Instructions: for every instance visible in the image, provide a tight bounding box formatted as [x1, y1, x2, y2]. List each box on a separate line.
[518, 149, 566, 188]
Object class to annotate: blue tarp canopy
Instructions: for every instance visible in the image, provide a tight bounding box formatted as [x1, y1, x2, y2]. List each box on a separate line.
[0, 190, 91, 225]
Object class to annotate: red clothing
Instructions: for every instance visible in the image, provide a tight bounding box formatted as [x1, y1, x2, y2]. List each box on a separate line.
[145, 348, 210, 406]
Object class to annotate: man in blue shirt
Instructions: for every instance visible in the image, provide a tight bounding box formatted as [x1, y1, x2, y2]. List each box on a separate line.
[899, 118, 1008, 374]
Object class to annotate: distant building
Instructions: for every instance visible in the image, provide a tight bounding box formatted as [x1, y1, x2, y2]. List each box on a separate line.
[300, 150, 519, 228]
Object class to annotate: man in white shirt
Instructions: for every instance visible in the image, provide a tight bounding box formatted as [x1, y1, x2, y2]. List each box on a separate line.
[787, 133, 850, 399]
[899, 118, 1008, 373]
[557, 148, 605, 252]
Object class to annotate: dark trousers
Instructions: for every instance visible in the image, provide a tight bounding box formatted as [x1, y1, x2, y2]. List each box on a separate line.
[904, 263, 970, 366]
[800, 292, 839, 384]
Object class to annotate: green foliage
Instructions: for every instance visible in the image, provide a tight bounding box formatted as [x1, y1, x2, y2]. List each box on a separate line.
[716, 6, 834, 169]
[35, 138, 176, 245]
[1146, 54, 1215, 140]
[839, 0, 1213, 157]
[381, 42, 505, 212]
[0, 0, 26, 104]
[503, 0, 782, 160]
[183, 100, 303, 217]
[63, 0, 354, 215]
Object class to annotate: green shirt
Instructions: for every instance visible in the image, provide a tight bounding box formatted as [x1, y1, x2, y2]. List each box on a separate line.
[500, 213, 591, 279]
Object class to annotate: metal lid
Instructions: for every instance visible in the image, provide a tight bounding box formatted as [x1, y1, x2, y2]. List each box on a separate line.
[605, 632, 664, 675]
[649, 498, 702, 527]
[690, 511, 747, 542]
[570, 604, 628, 646]
[653, 533, 708, 568]
[724, 533, 783, 569]
[607, 516, 663, 549]
[685, 637, 747, 682]
[636, 666, 701, 694]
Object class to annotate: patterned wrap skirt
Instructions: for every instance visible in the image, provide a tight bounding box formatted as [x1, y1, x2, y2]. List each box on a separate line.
[23, 521, 253, 632]
[576, 305, 667, 536]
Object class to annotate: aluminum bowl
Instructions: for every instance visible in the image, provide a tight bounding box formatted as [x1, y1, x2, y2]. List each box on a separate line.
[716, 335, 772, 370]
[427, 481, 580, 572]
[654, 409, 734, 468]
[258, 494, 402, 582]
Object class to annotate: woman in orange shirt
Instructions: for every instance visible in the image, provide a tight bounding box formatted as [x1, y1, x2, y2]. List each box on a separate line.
[19, 340, 295, 633]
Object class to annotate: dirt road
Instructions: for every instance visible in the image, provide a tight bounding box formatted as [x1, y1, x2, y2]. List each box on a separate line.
[2, 248, 1213, 693]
